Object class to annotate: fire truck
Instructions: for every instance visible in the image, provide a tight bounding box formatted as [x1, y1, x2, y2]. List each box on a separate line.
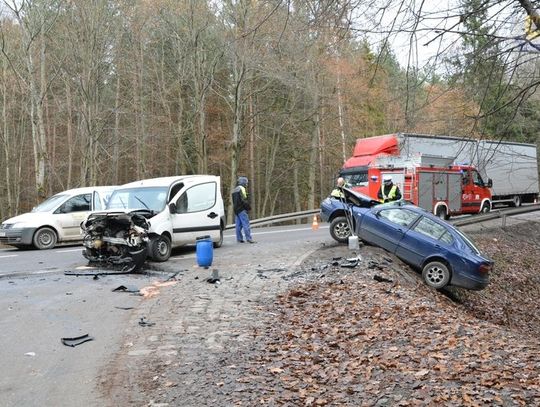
[340, 133, 539, 207]
[364, 154, 493, 219]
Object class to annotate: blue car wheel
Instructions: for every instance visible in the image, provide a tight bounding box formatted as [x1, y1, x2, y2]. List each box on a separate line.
[422, 261, 451, 289]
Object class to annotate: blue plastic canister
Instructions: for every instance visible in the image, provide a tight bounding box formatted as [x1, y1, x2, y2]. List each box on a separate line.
[196, 235, 213, 268]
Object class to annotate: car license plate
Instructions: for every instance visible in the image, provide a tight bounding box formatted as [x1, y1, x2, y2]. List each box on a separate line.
[0, 232, 5, 237]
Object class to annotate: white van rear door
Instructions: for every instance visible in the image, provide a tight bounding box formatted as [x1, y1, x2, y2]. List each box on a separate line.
[170, 181, 221, 245]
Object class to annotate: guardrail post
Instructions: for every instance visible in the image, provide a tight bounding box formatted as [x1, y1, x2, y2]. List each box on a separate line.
[502, 214, 506, 227]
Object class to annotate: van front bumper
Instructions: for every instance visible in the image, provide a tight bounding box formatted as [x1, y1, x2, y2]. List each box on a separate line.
[0, 227, 36, 246]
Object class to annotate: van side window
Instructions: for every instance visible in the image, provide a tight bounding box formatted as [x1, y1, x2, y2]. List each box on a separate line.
[56, 194, 92, 214]
[175, 182, 216, 214]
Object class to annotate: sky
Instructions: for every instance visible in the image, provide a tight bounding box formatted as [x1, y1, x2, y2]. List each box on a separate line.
[353, 0, 535, 71]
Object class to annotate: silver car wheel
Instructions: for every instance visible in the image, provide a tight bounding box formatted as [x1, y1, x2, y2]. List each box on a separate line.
[422, 261, 451, 289]
[33, 227, 57, 250]
[329, 216, 352, 244]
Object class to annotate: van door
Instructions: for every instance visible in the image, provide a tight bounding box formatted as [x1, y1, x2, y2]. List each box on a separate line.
[170, 181, 221, 245]
[54, 193, 92, 240]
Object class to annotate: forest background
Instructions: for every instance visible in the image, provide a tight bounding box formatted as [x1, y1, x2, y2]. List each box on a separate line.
[1, 0, 540, 223]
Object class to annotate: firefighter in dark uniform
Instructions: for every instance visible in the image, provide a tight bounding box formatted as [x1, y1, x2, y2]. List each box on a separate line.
[378, 175, 402, 203]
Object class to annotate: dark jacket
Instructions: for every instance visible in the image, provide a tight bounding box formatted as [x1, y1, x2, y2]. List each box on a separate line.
[232, 185, 251, 215]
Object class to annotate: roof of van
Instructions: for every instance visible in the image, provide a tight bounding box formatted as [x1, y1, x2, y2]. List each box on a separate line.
[53, 186, 116, 196]
[117, 175, 219, 189]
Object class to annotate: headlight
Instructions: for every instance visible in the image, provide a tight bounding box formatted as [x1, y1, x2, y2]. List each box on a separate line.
[11, 222, 30, 229]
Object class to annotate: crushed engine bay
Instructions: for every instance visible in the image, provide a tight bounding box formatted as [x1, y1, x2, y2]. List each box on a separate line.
[81, 210, 151, 272]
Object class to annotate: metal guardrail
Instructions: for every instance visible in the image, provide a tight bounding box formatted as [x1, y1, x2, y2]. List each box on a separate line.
[225, 209, 320, 230]
[451, 204, 540, 227]
[225, 204, 540, 231]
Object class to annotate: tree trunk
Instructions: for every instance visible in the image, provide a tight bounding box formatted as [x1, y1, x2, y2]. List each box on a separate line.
[1, 59, 12, 218]
[307, 109, 320, 210]
[228, 57, 245, 223]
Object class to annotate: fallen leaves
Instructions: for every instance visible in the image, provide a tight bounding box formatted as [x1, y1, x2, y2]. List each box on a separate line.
[220, 235, 540, 406]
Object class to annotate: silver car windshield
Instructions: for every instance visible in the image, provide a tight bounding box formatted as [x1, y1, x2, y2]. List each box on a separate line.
[106, 187, 169, 212]
[31, 194, 68, 213]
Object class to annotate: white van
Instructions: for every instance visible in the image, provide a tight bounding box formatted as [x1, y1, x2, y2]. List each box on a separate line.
[104, 175, 225, 261]
[0, 186, 115, 249]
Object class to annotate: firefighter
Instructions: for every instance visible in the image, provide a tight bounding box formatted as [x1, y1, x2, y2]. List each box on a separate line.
[330, 177, 348, 199]
[378, 175, 402, 203]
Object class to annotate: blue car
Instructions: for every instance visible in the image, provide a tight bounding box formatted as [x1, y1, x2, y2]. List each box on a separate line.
[320, 189, 492, 290]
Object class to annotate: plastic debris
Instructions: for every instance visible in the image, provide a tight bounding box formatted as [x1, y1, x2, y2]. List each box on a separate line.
[61, 334, 94, 347]
[112, 285, 140, 293]
[139, 317, 155, 327]
[206, 269, 220, 284]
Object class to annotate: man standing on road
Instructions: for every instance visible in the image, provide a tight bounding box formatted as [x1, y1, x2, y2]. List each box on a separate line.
[232, 176, 255, 243]
[378, 175, 402, 203]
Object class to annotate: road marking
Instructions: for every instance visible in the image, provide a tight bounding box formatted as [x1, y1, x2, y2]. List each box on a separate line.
[0, 255, 18, 258]
[169, 254, 196, 261]
[55, 248, 82, 253]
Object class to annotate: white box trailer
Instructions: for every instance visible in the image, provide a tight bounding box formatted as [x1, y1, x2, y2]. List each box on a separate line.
[397, 133, 539, 206]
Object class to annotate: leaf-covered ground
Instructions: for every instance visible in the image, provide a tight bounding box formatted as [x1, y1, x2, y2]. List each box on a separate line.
[215, 223, 540, 406]
[125, 221, 540, 406]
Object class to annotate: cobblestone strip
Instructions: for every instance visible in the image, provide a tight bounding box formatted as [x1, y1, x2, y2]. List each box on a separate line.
[100, 240, 318, 406]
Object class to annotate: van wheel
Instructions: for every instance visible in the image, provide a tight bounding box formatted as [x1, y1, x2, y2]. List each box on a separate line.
[422, 261, 451, 289]
[213, 228, 223, 248]
[480, 202, 491, 214]
[33, 227, 57, 250]
[151, 235, 171, 262]
[330, 216, 352, 244]
[511, 195, 522, 207]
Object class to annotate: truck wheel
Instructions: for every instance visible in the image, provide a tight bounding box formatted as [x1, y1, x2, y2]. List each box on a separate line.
[33, 227, 58, 250]
[150, 235, 171, 262]
[436, 206, 448, 220]
[511, 195, 522, 207]
[422, 261, 451, 289]
[480, 202, 491, 214]
[330, 216, 352, 244]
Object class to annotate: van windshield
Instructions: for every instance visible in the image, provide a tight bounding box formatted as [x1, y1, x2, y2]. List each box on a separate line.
[107, 187, 169, 212]
[31, 194, 68, 213]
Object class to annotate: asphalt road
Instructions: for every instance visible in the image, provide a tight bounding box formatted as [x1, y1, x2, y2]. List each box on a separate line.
[0, 224, 329, 407]
[1, 210, 537, 407]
